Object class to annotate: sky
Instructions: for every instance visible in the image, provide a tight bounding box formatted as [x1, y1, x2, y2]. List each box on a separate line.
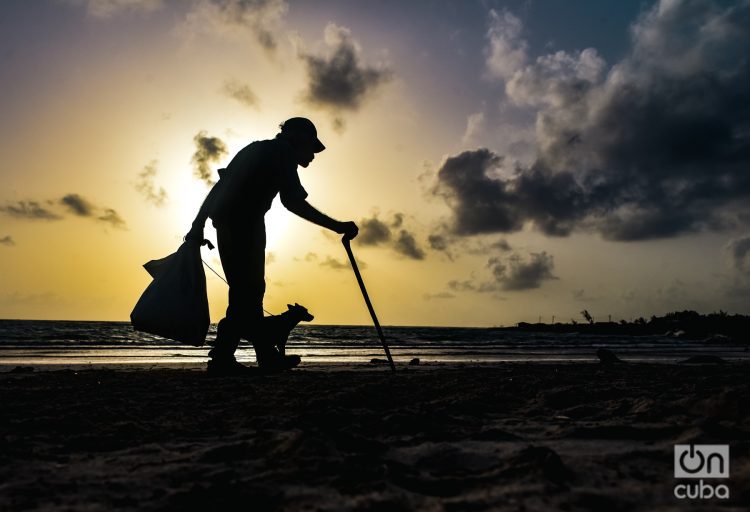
[1, 0, 750, 327]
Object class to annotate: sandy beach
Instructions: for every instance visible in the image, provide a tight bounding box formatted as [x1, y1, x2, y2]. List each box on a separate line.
[1, 361, 748, 511]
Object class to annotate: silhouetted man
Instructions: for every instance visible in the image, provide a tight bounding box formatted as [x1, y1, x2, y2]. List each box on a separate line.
[185, 118, 358, 375]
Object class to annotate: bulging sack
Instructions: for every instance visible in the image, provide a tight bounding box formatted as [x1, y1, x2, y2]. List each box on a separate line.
[130, 240, 212, 346]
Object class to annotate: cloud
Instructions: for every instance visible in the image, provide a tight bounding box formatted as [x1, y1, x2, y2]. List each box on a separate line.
[354, 213, 426, 260]
[394, 230, 425, 260]
[60, 193, 96, 216]
[59, 193, 127, 229]
[222, 79, 259, 109]
[304, 252, 318, 262]
[433, 149, 525, 235]
[428, 234, 450, 252]
[98, 208, 127, 229]
[0, 201, 62, 220]
[448, 280, 476, 292]
[461, 112, 485, 145]
[485, 9, 527, 80]
[447, 248, 557, 293]
[437, 0, 750, 242]
[423, 292, 455, 300]
[1, 195, 125, 229]
[300, 23, 392, 121]
[320, 256, 349, 271]
[134, 160, 167, 207]
[487, 251, 557, 291]
[192, 131, 228, 186]
[726, 234, 750, 274]
[356, 216, 392, 246]
[65, 0, 164, 19]
[0, 235, 15, 246]
[490, 239, 512, 252]
[179, 0, 288, 52]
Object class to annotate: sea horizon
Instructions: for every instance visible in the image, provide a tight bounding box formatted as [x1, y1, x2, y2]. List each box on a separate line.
[2, 318, 747, 369]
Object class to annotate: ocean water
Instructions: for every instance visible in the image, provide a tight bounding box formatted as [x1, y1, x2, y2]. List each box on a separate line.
[0, 320, 748, 368]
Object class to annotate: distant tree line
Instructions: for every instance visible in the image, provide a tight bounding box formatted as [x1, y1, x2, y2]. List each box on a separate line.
[507, 310, 749, 343]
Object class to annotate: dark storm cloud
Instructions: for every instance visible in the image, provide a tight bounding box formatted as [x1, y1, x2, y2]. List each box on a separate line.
[437, 0, 750, 241]
[135, 160, 167, 207]
[300, 23, 392, 113]
[0, 235, 15, 246]
[192, 131, 228, 186]
[433, 149, 524, 235]
[222, 79, 259, 109]
[394, 230, 425, 260]
[726, 234, 750, 274]
[0, 201, 62, 220]
[487, 251, 557, 291]
[60, 193, 96, 216]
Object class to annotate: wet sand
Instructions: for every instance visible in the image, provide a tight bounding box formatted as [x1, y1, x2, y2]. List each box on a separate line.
[1, 362, 748, 511]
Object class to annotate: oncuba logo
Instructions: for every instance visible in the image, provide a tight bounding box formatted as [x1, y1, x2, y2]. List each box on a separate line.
[674, 445, 730, 500]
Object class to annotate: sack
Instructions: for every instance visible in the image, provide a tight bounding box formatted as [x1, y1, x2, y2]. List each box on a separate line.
[130, 240, 213, 346]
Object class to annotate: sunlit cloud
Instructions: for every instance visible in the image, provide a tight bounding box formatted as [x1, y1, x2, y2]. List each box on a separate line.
[222, 79, 260, 109]
[178, 0, 288, 52]
[484, 9, 527, 81]
[134, 160, 167, 207]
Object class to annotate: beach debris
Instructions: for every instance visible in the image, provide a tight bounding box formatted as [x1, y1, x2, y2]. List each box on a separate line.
[596, 348, 625, 365]
[370, 358, 389, 364]
[409, 358, 420, 366]
[680, 355, 726, 364]
[9, 366, 34, 373]
[130, 240, 212, 347]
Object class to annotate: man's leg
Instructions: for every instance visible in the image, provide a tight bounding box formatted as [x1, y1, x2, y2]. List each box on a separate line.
[209, 222, 265, 365]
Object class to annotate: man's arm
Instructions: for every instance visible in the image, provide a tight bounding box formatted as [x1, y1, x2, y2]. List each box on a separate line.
[184, 182, 223, 241]
[283, 198, 358, 239]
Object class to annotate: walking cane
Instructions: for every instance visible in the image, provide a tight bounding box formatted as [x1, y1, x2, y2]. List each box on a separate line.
[342, 236, 396, 371]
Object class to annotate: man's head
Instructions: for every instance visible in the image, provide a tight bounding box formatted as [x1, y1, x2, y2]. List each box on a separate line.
[278, 117, 325, 168]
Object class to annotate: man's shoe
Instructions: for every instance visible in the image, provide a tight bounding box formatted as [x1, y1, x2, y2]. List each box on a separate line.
[206, 358, 257, 376]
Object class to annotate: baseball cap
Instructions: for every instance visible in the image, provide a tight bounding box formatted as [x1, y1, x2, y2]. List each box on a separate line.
[280, 117, 326, 153]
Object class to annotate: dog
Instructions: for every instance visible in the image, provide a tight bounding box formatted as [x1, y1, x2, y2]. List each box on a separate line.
[255, 303, 314, 357]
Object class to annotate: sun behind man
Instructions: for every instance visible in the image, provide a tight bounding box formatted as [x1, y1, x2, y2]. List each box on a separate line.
[185, 117, 359, 375]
